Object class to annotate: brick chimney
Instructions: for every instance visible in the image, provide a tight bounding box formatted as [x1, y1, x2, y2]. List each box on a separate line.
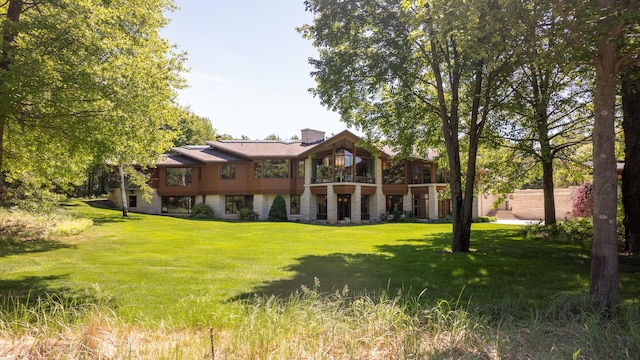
[301, 128, 325, 145]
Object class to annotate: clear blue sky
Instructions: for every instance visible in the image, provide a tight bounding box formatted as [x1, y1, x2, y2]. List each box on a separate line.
[161, 1, 350, 140]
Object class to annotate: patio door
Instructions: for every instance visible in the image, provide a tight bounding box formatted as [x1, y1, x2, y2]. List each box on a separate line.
[337, 194, 351, 220]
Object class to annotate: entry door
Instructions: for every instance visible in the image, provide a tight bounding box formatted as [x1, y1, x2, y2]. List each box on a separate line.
[337, 194, 351, 220]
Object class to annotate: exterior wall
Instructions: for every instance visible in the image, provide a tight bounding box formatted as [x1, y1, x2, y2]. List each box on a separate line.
[107, 188, 163, 215]
[511, 187, 578, 221]
[474, 187, 579, 221]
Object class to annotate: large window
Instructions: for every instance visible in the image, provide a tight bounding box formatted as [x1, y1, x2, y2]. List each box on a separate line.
[411, 164, 433, 184]
[317, 195, 327, 220]
[221, 164, 236, 180]
[162, 196, 195, 213]
[254, 159, 289, 178]
[312, 154, 333, 183]
[436, 168, 448, 183]
[361, 195, 370, 220]
[355, 153, 375, 183]
[386, 195, 404, 214]
[225, 195, 253, 214]
[165, 167, 192, 187]
[383, 160, 406, 184]
[290, 195, 300, 215]
[297, 160, 305, 179]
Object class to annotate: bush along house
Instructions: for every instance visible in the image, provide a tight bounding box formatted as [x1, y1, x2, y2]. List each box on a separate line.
[108, 129, 451, 223]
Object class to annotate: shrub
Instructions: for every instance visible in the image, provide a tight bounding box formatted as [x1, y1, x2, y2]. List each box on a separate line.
[472, 216, 497, 223]
[268, 195, 288, 221]
[572, 182, 593, 218]
[191, 203, 214, 219]
[522, 218, 593, 249]
[239, 208, 259, 221]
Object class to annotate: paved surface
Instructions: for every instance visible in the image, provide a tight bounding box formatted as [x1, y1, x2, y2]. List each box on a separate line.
[493, 219, 543, 225]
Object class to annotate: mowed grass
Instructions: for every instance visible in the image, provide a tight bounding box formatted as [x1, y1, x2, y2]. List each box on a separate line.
[2, 200, 638, 328]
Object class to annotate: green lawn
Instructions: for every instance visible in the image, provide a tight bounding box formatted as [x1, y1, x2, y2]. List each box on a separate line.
[1, 200, 638, 326]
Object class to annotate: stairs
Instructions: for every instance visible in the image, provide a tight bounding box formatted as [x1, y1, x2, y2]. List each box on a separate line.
[487, 209, 518, 220]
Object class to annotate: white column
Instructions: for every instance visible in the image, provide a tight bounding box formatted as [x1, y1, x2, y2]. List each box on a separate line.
[429, 185, 439, 220]
[327, 185, 336, 223]
[353, 186, 362, 223]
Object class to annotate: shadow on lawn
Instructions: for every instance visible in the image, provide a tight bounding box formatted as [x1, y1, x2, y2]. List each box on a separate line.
[233, 228, 592, 308]
[82, 200, 144, 225]
[0, 238, 73, 257]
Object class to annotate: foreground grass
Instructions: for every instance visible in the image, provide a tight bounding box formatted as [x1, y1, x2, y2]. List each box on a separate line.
[1, 200, 639, 358]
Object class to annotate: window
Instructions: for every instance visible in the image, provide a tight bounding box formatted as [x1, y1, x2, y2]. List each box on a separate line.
[386, 195, 403, 214]
[165, 167, 192, 187]
[355, 155, 375, 183]
[297, 160, 305, 179]
[162, 196, 195, 213]
[312, 155, 333, 183]
[361, 195, 370, 220]
[221, 164, 236, 179]
[383, 160, 405, 184]
[254, 160, 262, 178]
[290, 195, 300, 215]
[411, 164, 433, 184]
[436, 168, 447, 183]
[225, 195, 253, 214]
[254, 159, 289, 178]
[317, 195, 327, 220]
[129, 195, 137, 208]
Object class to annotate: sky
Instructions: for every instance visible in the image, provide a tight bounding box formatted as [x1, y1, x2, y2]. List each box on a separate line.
[160, 0, 351, 140]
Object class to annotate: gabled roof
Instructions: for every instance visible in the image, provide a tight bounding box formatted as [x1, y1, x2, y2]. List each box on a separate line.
[205, 140, 320, 158]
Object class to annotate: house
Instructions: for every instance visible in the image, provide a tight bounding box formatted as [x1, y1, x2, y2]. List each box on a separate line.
[107, 129, 451, 223]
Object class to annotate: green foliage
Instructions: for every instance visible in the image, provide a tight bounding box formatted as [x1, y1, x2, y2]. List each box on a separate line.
[239, 207, 259, 221]
[268, 195, 288, 221]
[472, 216, 497, 223]
[522, 218, 593, 249]
[172, 107, 215, 147]
[0, 0, 185, 207]
[190, 203, 214, 219]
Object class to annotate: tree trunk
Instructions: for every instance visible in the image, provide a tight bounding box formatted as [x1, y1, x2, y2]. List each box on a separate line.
[622, 66, 640, 255]
[0, 0, 24, 193]
[119, 165, 128, 217]
[541, 158, 557, 225]
[590, 35, 620, 309]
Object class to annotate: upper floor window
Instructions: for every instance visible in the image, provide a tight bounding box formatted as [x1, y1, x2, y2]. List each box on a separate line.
[436, 168, 448, 183]
[165, 167, 192, 187]
[383, 160, 406, 184]
[411, 164, 433, 184]
[221, 164, 236, 180]
[297, 160, 305, 179]
[254, 159, 289, 178]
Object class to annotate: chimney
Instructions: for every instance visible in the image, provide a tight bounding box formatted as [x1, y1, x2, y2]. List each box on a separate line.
[301, 128, 325, 145]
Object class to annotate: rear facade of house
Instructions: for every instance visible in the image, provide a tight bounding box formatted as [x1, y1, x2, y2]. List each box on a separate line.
[108, 129, 451, 223]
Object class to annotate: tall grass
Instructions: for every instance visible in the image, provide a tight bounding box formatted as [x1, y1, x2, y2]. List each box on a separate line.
[2, 284, 639, 359]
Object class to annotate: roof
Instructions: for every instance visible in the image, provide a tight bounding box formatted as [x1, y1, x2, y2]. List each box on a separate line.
[159, 129, 438, 165]
[157, 153, 205, 166]
[171, 146, 249, 163]
[205, 140, 320, 158]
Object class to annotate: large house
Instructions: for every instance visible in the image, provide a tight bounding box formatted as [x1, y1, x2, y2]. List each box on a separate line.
[108, 129, 451, 223]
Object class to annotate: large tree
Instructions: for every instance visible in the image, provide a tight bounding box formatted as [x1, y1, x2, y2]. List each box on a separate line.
[302, 0, 514, 252]
[553, 0, 639, 308]
[622, 66, 640, 255]
[0, 0, 184, 207]
[488, 7, 593, 225]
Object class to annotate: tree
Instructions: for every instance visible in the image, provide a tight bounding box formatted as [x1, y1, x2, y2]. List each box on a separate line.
[268, 195, 288, 221]
[173, 107, 215, 147]
[553, 0, 640, 308]
[264, 133, 281, 141]
[301, 0, 515, 251]
[487, 6, 593, 225]
[0, 0, 184, 211]
[622, 66, 640, 255]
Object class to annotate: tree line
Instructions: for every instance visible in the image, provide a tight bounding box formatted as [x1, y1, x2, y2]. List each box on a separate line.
[300, 0, 639, 308]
